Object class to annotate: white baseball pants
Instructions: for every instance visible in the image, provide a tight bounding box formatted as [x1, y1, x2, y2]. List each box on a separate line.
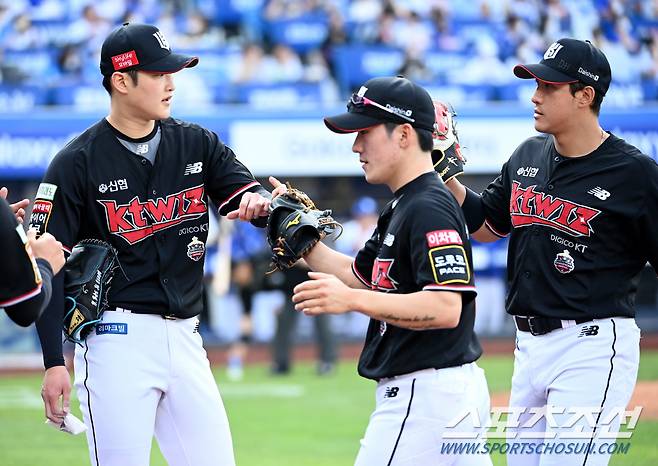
[507, 317, 640, 466]
[355, 362, 492, 466]
[74, 310, 235, 466]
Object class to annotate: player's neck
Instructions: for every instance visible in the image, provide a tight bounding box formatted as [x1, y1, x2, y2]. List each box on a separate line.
[551, 117, 607, 158]
[387, 152, 434, 193]
[106, 112, 156, 140]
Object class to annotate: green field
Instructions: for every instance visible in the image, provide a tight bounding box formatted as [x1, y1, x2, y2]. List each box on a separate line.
[1, 351, 657, 466]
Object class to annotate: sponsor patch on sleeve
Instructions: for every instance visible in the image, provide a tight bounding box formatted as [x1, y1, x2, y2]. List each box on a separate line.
[426, 229, 463, 248]
[429, 245, 470, 285]
[29, 200, 53, 235]
[36, 183, 58, 201]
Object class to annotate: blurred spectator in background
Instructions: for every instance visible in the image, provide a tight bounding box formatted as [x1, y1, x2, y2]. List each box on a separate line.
[271, 262, 337, 376]
[225, 222, 271, 380]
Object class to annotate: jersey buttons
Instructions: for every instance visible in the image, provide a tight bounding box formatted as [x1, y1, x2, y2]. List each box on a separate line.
[141, 159, 147, 165]
[547, 184, 554, 190]
[524, 271, 531, 278]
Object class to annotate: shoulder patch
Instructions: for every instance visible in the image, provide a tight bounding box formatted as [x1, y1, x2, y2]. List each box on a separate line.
[426, 229, 462, 248]
[36, 183, 58, 201]
[429, 245, 470, 285]
[29, 200, 53, 235]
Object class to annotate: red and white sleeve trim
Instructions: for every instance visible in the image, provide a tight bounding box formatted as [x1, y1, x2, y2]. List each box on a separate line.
[218, 181, 261, 212]
[484, 219, 508, 238]
[422, 284, 477, 293]
[351, 262, 371, 288]
[0, 284, 42, 307]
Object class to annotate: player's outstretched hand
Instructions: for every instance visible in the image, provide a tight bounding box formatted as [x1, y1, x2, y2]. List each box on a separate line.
[226, 176, 288, 220]
[0, 186, 30, 224]
[293, 271, 354, 315]
[27, 229, 65, 275]
[41, 366, 71, 424]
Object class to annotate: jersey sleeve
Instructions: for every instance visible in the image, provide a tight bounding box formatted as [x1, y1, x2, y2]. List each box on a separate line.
[28, 150, 85, 251]
[203, 130, 269, 217]
[634, 156, 658, 271]
[0, 198, 43, 307]
[481, 160, 513, 237]
[408, 196, 476, 298]
[352, 228, 379, 288]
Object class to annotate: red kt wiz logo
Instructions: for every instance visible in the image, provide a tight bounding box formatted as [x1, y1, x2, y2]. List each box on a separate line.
[99, 185, 207, 244]
[510, 182, 601, 237]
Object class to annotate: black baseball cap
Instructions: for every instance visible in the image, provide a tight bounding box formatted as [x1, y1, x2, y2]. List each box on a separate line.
[100, 23, 198, 77]
[324, 76, 436, 134]
[514, 38, 611, 95]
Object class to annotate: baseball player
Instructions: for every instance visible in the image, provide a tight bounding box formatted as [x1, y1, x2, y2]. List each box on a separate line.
[0, 190, 65, 327]
[31, 23, 281, 466]
[288, 76, 491, 465]
[442, 38, 657, 465]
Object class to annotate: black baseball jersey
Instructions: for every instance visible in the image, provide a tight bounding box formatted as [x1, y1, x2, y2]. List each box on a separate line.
[0, 198, 43, 307]
[30, 118, 268, 366]
[352, 172, 481, 380]
[481, 132, 658, 320]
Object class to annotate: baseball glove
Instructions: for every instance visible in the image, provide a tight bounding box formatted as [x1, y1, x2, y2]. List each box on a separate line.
[63, 239, 119, 343]
[267, 185, 341, 272]
[431, 101, 466, 183]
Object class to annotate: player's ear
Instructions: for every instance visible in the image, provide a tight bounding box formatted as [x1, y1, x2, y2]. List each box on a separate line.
[398, 123, 413, 149]
[577, 86, 596, 108]
[110, 72, 130, 95]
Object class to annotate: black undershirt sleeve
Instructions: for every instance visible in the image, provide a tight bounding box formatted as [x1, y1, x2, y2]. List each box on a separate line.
[35, 272, 65, 369]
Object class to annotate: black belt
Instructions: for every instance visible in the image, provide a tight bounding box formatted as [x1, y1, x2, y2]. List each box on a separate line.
[514, 316, 591, 336]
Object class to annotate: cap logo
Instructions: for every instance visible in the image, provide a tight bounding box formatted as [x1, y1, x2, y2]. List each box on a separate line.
[153, 31, 170, 50]
[578, 67, 599, 81]
[544, 42, 563, 60]
[385, 103, 413, 118]
[112, 50, 139, 71]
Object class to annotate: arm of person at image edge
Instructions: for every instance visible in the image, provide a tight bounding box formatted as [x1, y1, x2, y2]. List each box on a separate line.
[442, 157, 512, 243]
[0, 195, 64, 326]
[284, 184, 468, 331]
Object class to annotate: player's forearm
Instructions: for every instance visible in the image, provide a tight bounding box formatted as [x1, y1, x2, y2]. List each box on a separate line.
[444, 178, 467, 205]
[351, 290, 461, 330]
[304, 242, 366, 289]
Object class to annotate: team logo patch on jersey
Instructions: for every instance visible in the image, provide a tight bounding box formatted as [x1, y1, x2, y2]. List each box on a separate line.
[96, 323, 128, 335]
[29, 200, 53, 235]
[98, 185, 207, 245]
[186, 236, 205, 261]
[426, 229, 462, 248]
[36, 183, 58, 200]
[510, 182, 601, 237]
[554, 249, 575, 274]
[371, 258, 398, 291]
[429, 246, 470, 285]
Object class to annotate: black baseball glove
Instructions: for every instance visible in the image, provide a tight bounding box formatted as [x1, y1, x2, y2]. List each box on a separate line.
[63, 239, 119, 343]
[431, 101, 466, 183]
[266, 185, 341, 272]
